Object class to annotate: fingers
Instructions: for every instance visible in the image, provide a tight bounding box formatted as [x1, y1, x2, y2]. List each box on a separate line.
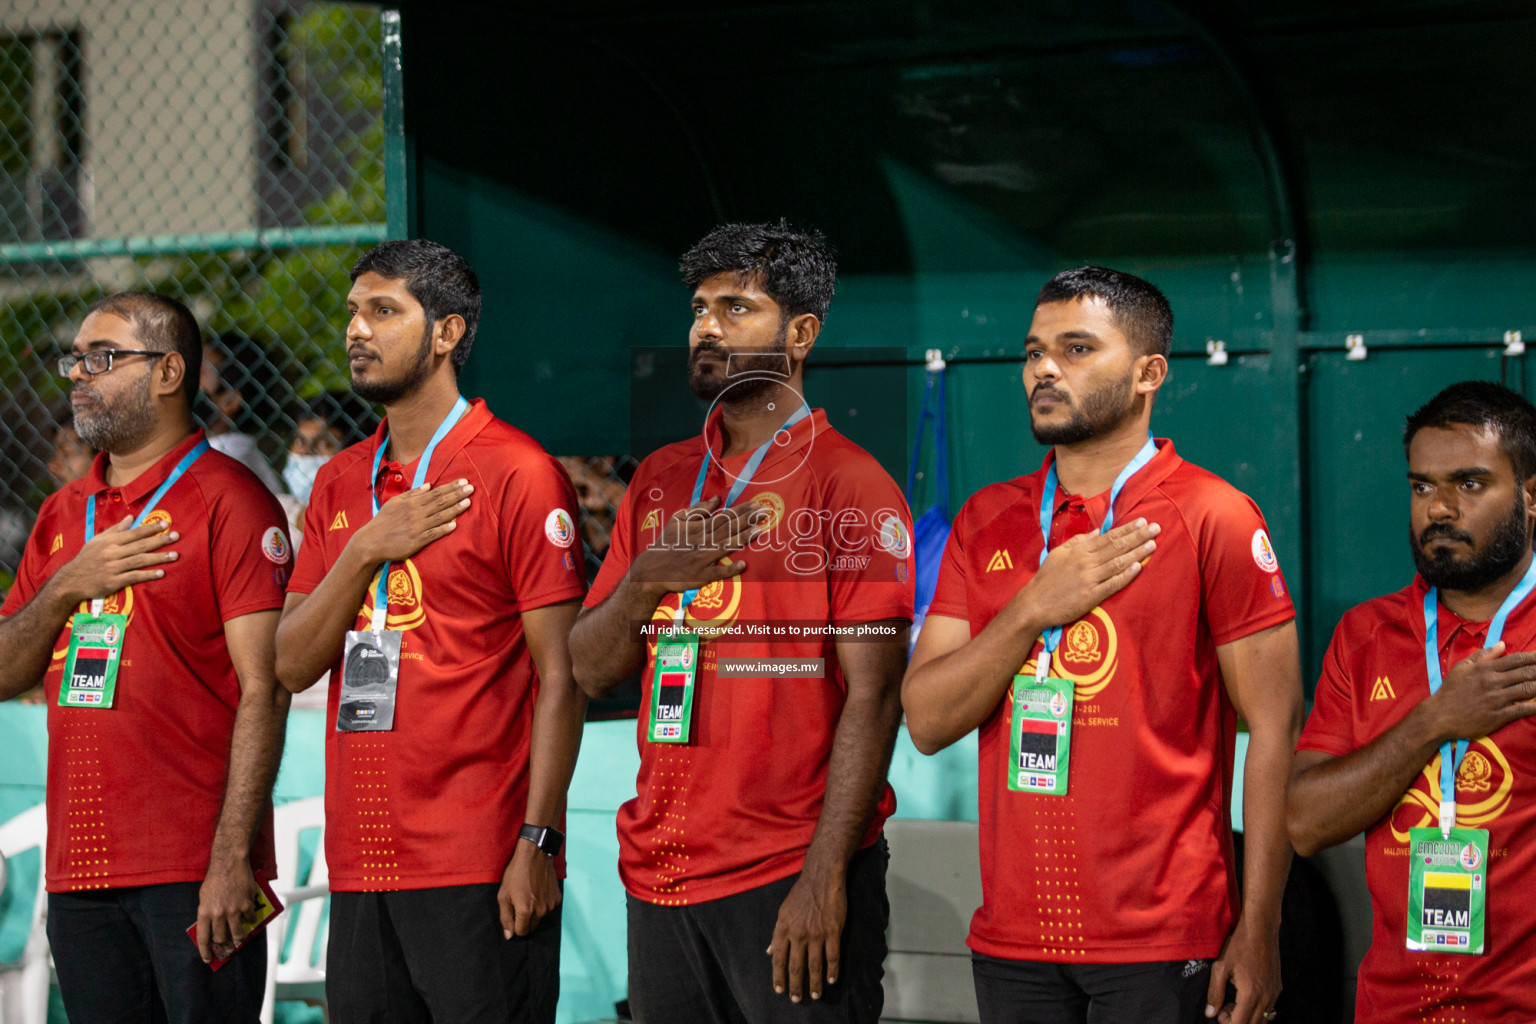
[825, 930, 840, 987]
[1205, 959, 1231, 1019]
[418, 480, 474, 511]
[769, 928, 788, 996]
[787, 935, 806, 1002]
[1100, 517, 1160, 551]
[223, 909, 246, 953]
[498, 890, 516, 941]
[806, 939, 825, 1001]
[195, 915, 213, 963]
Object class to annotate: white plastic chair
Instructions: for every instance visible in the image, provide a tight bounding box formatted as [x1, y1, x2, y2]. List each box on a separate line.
[0, 805, 50, 1024]
[260, 797, 329, 1024]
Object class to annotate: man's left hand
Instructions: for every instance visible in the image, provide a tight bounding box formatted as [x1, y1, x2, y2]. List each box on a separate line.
[1204, 914, 1281, 1024]
[498, 841, 561, 939]
[196, 858, 257, 963]
[768, 868, 846, 1003]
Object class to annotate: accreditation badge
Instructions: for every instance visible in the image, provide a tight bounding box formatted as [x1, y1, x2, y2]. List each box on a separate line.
[1007, 674, 1074, 795]
[647, 631, 699, 744]
[336, 629, 401, 732]
[1406, 826, 1488, 955]
[59, 613, 128, 709]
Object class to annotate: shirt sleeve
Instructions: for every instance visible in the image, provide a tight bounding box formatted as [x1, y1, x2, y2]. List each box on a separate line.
[0, 499, 57, 616]
[1195, 489, 1296, 646]
[584, 476, 637, 609]
[286, 464, 338, 596]
[823, 454, 914, 626]
[501, 454, 588, 612]
[925, 499, 971, 622]
[208, 474, 292, 621]
[1297, 617, 1363, 757]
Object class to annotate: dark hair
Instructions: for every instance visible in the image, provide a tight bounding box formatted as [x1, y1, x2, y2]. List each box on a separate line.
[84, 291, 202, 402]
[1035, 266, 1174, 359]
[680, 221, 837, 323]
[350, 239, 482, 371]
[1404, 381, 1536, 480]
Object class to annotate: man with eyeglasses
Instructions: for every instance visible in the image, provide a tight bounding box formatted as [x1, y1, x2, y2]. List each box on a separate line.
[0, 292, 292, 1023]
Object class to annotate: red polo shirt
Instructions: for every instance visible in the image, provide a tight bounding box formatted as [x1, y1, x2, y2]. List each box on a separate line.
[586, 407, 914, 906]
[287, 399, 586, 891]
[1, 430, 288, 892]
[927, 440, 1295, 961]
[1299, 579, 1536, 1022]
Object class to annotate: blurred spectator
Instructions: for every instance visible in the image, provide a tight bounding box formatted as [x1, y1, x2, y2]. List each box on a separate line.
[279, 392, 380, 549]
[558, 455, 630, 559]
[199, 333, 284, 493]
[46, 398, 95, 488]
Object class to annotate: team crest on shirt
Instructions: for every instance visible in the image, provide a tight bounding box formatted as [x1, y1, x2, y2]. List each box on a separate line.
[141, 509, 173, 532]
[545, 509, 576, 548]
[646, 558, 742, 652]
[358, 559, 426, 632]
[1391, 737, 1513, 842]
[876, 513, 911, 558]
[1251, 529, 1279, 573]
[261, 526, 291, 564]
[1021, 605, 1120, 701]
[747, 491, 785, 531]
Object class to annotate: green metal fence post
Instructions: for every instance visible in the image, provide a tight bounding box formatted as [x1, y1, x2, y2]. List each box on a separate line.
[382, 9, 408, 241]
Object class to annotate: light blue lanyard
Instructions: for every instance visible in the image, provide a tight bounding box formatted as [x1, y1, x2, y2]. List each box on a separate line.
[84, 438, 210, 614]
[367, 395, 469, 632]
[1033, 435, 1157, 679]
[677, 405, 810, 616]
[1422, 554, 1536, 835]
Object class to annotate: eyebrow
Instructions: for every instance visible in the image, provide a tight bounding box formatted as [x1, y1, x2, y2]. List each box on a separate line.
[1025, 330, 1103, 344]
[72, 339, 126, 352]
[1407, 467, 1496, 482]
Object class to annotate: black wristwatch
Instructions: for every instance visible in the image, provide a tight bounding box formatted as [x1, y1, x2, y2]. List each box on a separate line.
[518, 823, 564, 857]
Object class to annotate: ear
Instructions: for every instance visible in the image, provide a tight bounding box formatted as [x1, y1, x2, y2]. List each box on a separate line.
[786, 313, 821, 368]
[1134, 353, 1168, 397]
[157, 352, 188, 401]
[1523, 473, 1536, 514]
[433, 314, 466, 361]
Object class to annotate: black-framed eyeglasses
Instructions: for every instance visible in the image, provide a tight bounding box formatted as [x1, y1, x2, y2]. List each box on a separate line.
[57, 350, 167, 377]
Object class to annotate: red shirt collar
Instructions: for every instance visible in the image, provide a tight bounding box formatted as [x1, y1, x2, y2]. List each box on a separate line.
[699, 404, 828, 477]
[370, 397, 492, 482]
[1040, 437, 1180, 527]
[85, 429, 209, 505]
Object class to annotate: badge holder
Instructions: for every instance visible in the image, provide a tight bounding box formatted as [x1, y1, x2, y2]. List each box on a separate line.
[1007, 633, 1074, 795]
[60, 599, 127, 709]
[337, 575, 401, 732]
[1405, 739, 1488, 956]
[648, 607, 699, 743]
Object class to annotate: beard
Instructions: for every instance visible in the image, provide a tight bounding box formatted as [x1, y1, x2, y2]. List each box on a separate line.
[352, 323, 434, 405]
[689, 321, 789, 404]
[73, 370, 157, 452]
[1029, 366, 1137, 445]
[1411, 490, 1531, 592]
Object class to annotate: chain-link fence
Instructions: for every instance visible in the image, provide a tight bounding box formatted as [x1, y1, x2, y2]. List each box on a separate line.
[0, 0, 640, 659]
[0, 0, 392, 587]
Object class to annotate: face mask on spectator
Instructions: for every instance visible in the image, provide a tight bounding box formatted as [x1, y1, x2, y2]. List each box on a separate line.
[283, 453, 330, 503]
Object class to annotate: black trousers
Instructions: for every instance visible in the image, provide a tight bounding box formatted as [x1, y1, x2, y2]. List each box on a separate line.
[627, 838, 889, 1024]
[327, 883, 561, 1024]
[971, 954, 1212, 1024]
[48, 882, 266, 1024]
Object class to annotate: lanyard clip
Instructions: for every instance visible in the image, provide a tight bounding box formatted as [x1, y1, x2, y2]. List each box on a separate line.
[1439, 799, 1456, 839]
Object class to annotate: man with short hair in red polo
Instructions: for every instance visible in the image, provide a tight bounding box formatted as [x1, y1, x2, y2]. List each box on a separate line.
[571, 222, 914, 1023]
[275, 239, 587, 1024]
[1291, 381, 1536, 1021]
[903, 267, 1303, 1024]
[0, 292, 292, 1023]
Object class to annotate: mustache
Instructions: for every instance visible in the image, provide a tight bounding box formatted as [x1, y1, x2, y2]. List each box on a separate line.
[1030, 383, 1070, 403]
[1418, 523, 1475, 547]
